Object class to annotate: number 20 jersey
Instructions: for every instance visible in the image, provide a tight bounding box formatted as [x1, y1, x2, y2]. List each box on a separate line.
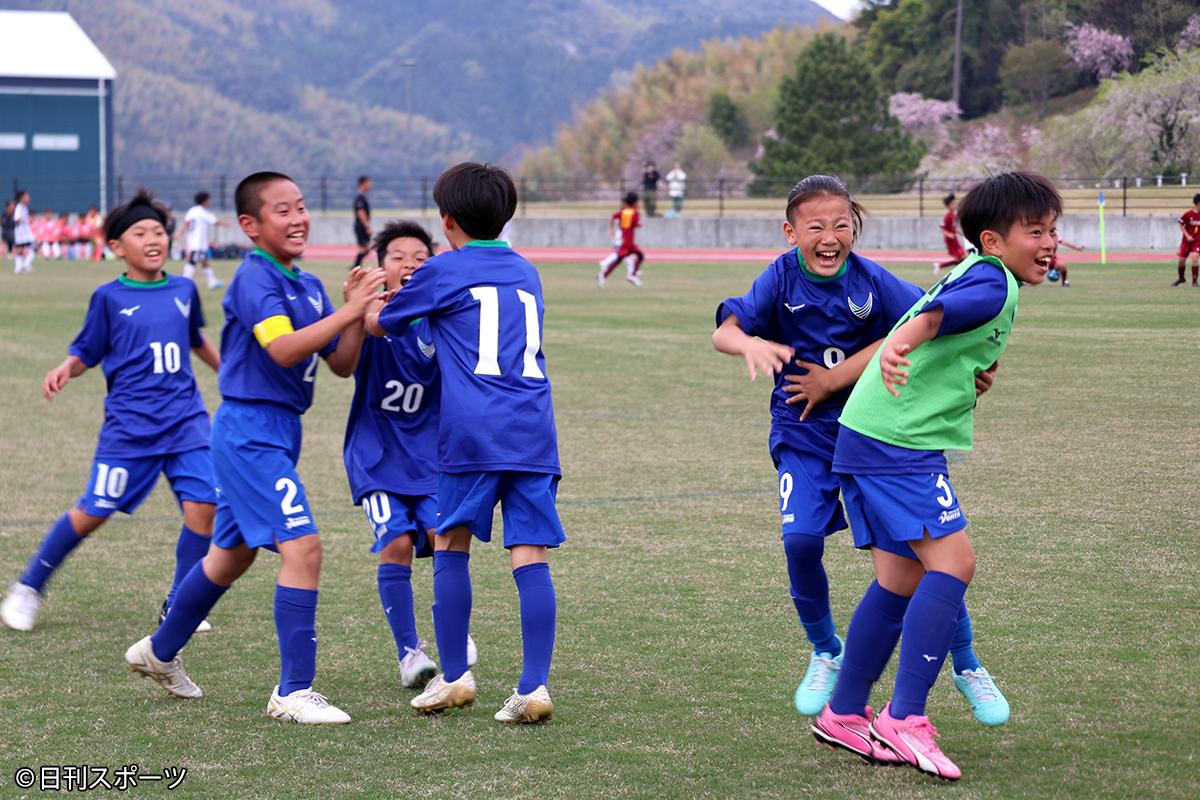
[68, 275, 210, 458]
[343, 318, 440, 502]
[376, 242, 560, 476]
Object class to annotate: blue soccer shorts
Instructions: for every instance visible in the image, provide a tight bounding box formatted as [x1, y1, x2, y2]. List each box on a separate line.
[436, 471, 566, 549]
[359, 490, 437, 558]
[77, 447, 216, 518]
[775, 445, 847, 538]
[838, 471, 969, 560]
[210, 401, 319, 552]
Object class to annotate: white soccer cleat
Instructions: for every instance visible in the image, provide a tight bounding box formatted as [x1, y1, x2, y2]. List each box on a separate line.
[494, 685, 553, 723]
[125, 636, 203, 698]
[400, 644, 438, 689]
[596, 271, 606, 288]
[1, 583, 41, 631]
[411, 670, 477, 713]
[627, 273, 643, 287]
[467, 634, 479, 668]
[267, 685, 351, 724]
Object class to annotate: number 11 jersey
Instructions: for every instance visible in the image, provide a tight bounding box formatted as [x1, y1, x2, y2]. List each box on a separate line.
[376, 241, 560, 476]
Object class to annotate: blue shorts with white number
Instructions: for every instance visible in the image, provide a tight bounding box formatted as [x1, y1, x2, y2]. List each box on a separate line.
[76, 448, 216, 518]
[211, 400, 319, 552]
[359, 491, 437, 558]
[775, 445, 847, 538]
[436, 471, 566, 549]
[838, 471, 969, 560]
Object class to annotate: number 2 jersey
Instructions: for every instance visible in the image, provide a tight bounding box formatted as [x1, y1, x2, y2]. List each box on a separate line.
[376, 240, 560, 476]
[716, 249, 925, 462]
[343, 318, 440, 501]
[68, 274, 210, 458]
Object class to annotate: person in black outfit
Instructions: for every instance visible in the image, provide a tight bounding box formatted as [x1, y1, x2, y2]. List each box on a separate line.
[352, 175, 372, 268]
[641, 162, 660, 218]
[1, 200, 14, 258]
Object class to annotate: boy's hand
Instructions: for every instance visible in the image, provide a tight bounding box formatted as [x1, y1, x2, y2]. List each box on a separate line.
[975, 360, 999, 396]
[345, 267, 387, 315]
[783, 359, 833, 420]
[881, 342, 912, 397]
[42, 363, 72, 400]
[742, 337, 795, 382]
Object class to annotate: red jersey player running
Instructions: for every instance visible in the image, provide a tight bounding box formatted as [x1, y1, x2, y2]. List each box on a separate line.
[933, 193, 967, 275]
[1174, 194, 1200, 286]
[598, 192, 645, 287]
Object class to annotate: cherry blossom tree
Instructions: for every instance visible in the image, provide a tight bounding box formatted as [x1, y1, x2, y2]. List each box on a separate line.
[1065, 23, 1134, 80]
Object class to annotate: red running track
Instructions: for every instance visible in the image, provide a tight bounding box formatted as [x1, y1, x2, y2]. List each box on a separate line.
[301, 244, 1160, 264]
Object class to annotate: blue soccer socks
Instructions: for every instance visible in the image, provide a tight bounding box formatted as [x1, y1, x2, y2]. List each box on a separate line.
[20, 513, 86, 593]
[890, 571, 969, 720]
[829, 581, 910, 717]
[949, 600, 982, 674]
[275, 585, 319, 696]
[378, 563, 419, 655]
[151, 563, 227, 662]
[514, 562, 556, 694]
[167, 525, 211, 608]
[432, 551, 473, 683]
[782, 534, 835, 647]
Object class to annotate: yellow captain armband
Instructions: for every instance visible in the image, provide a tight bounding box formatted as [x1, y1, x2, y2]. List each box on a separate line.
[253, 315, 294, 347]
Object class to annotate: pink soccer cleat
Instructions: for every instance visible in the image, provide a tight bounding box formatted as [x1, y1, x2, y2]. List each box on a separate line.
[869, 702, 961, 781]
[812, 704, 903, 767]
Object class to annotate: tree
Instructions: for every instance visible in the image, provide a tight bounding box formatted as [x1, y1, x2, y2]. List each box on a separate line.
[1064, 23, 1134, 79]
[1000, 40, 1078, 114]
[705, 89, 750, 150]
[751, 33, 924, 182]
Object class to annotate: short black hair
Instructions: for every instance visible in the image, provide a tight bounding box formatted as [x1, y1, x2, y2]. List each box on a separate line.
[785, 174, 866, 242]
[358, 175, 371, 187]
[1192, 193, 1200, 205]
[235, 171, 294, 220]
[943, 193, 956, 206]
[432, 162, 517, 240]
[194, 191, 210, 206]
[957, 172, 1063, 251]
[373, 219, 437, 264]
[623, 191, 639, 206]
[15, 189, 27, 201]
[103, 187, 168, 241]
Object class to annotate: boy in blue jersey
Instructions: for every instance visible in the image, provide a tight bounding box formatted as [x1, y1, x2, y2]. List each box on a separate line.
[343, 219, 477, 689]
[815, 172, 1063, 780]
[712, 176, 1007, 752]
[2, 190, 220, 634]
[367, 163, 563, 723]
[125, 172, 386, 723]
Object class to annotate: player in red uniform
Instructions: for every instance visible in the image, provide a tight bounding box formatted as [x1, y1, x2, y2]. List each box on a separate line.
[933, 193, 967, 275]
[597, 192, 645, 287]
[1174, 194, 1200, 286]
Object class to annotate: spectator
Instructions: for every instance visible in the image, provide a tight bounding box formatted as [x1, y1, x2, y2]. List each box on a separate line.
[665, 162, 688, 217]
[641, 162, 660, 217]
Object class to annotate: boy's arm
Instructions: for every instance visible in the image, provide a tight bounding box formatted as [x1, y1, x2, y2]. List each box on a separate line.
[266, 268, 386, 368]
[880, 308, 943, 397]
[191, 334, 220, 372]
[712, 314, 794, 382]
[1181, 221, 1193, 241]
[783, 338, 885, 419]
[43, 355, 88, 400]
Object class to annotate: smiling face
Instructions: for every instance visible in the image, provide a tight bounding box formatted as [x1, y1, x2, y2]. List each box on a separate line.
[381, 236, 431, 290]
[979, 211, 1059, 285]
[239, 179, 309, 264]
[111, 219, 168, 280]
[783, 194, 855, 277]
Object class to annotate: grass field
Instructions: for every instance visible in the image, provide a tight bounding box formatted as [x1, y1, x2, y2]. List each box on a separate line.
[0, 256, 1198, 799]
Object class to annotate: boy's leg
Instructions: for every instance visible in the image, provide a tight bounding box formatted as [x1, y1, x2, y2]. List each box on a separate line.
[1191, 253, 1199, 284]
[2, 509, 104, 631]
[430, 530, 474, 683]
[182, 259, 196, 281]
[378, 537, 419, 655]
[1176, 258, 1186, 284]
[274, 533, 322, 696]
[949, 599, 1010, 726]
[201, 263, 222, 289]
[151, 544, 254, 662]
[511, 546, 555, 694]
[166, 501, 214, 610]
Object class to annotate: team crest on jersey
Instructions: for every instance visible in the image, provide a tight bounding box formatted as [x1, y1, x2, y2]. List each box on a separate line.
[174, 297, 191, 318]
[417, 337, 436, 359]
[847, 292, 873, 321]
[308, 295, 323, 315]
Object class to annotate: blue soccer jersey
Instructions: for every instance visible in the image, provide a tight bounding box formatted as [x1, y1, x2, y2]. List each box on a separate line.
[376, 240, 560, 475]
[343, 317, 440, 501]
[218, 249, 337, 414]
[716, 249, 924, 461]
[68, 274, 210, 458]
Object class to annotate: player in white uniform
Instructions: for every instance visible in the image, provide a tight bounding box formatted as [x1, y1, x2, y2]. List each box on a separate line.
[177, 192, 228, 289]
[12, 190, 35, 274]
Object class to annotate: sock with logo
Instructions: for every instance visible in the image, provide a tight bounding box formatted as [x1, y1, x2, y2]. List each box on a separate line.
[514, 562, 556, 693]
[20, 513, 86, 593]
[275, 585, 319, 696]
[829, 580, 910, 717]
[166, 525, 210, 609]
[890, 571, 969, 719]
[949, 600, 982, 674]
[782, 533, 838, 656]
[378, 563, 419, 656]
[151, 563, 227, 662]
[431, 551, 472, 683]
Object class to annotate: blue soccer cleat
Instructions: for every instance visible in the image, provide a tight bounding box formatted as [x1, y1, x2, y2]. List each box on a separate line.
[952, 667, 1010, 726]
[794, 635, 843, 715]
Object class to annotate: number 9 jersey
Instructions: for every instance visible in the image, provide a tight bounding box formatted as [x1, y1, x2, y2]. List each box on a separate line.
[376, 241, 560, 476]
[68, 274, 211, 458]
[343, 317, 440, 502]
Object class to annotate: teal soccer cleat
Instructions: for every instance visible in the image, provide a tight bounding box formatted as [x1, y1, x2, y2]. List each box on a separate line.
[794, 635, 844, 716]
[952, 667, 1010, 726]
